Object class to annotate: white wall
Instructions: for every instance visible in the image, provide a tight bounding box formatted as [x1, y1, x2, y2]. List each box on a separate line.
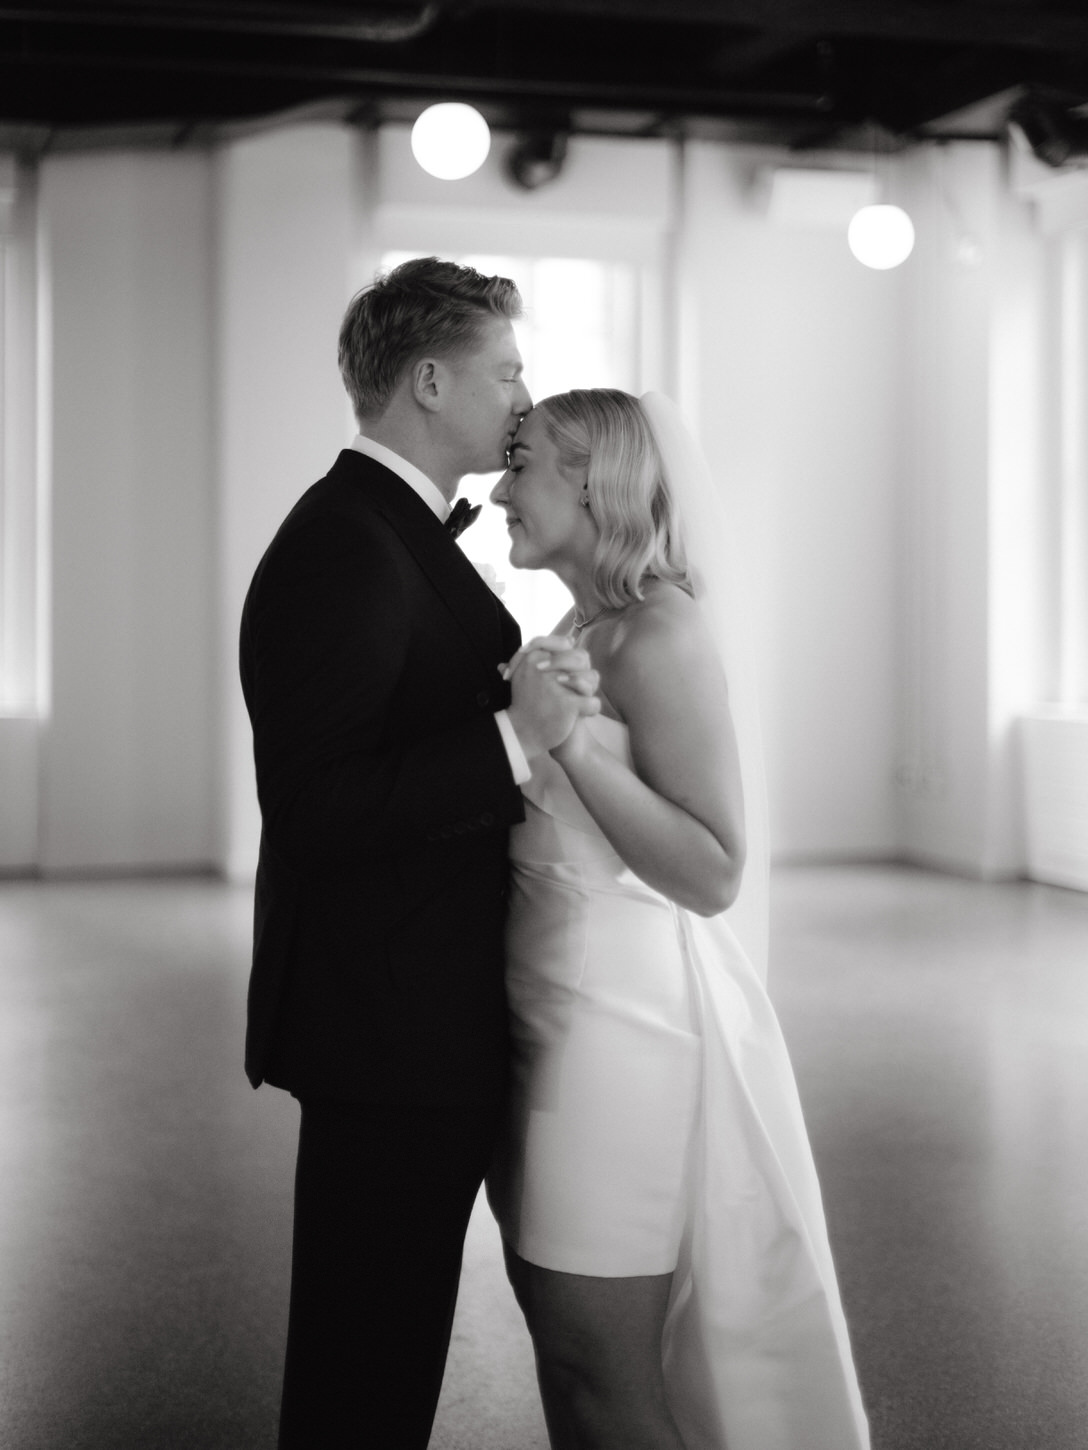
[36, 149, 217, 872]
[14, 126, 375, 878]
[7, 119, 1063, 880]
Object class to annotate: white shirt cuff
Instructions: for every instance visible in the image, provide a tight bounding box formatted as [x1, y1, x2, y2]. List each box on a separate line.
[494, 710, 532, 786]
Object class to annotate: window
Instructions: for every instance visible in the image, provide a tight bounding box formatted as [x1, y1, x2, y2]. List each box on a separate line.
[0, 157, 39, 716]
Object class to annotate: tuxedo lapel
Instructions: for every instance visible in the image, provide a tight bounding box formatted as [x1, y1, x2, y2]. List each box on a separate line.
[324, 450, 519, 665]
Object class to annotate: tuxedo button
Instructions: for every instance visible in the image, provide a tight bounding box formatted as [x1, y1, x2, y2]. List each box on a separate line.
[476, 690, 491, 708]
[479, 812, 495, 827]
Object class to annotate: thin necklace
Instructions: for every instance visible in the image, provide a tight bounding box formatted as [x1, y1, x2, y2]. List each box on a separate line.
[571, 606, 609, 638]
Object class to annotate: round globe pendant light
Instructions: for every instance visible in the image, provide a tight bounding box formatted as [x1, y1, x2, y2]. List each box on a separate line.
[847, 203, 915, 269]
[411, 102, 491, 180]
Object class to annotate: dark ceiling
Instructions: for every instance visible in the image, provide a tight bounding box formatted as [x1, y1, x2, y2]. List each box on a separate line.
[3, 0, 1088, 156]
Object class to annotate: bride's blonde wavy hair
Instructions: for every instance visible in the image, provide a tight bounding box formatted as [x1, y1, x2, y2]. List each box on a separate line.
[533, 388, 692, 609]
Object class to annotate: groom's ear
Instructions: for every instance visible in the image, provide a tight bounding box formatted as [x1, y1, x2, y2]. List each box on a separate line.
[411, 357, 443, 413]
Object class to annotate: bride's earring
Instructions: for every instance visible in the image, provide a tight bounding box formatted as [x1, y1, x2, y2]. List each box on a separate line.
[579, 487, 591, 509]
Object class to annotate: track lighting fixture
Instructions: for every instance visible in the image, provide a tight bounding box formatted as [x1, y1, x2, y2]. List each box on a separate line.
[506, 130, 568, 190]
[1008, 94, 1088, 169]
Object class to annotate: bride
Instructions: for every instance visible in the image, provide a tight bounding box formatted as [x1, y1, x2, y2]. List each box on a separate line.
[486, 389, 870, 1450]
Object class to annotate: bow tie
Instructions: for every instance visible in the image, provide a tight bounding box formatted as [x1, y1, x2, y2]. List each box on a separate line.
[445, 498, 482, 539]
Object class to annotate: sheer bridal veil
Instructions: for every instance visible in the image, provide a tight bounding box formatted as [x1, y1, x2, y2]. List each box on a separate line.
[642, 394, 870, 1450]
[639, 391, 770, 982]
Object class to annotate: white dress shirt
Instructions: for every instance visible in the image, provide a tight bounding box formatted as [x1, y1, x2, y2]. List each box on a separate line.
[350, 434, 530, 785]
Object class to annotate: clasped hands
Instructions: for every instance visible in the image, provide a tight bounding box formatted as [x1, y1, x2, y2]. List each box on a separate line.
[502, 635, 600, 761]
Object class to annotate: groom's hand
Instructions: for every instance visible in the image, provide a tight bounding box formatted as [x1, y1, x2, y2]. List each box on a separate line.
[505, 637, 600, 758]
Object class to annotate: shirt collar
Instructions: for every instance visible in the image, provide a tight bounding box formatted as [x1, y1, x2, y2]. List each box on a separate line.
[350, 434, 450, 523]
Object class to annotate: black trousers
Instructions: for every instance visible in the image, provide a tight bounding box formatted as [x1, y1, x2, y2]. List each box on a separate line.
[278, 1097, 503, 1449]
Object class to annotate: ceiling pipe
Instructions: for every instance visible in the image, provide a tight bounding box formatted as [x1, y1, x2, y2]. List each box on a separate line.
[0, 2, 444, 41]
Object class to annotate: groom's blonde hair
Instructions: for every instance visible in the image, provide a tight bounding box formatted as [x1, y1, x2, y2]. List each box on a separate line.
[534, 389, 692, 609]
[339, 256, 523, 422]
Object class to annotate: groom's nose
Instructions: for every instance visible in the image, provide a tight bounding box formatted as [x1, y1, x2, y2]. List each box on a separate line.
[513, 377, 532, 416]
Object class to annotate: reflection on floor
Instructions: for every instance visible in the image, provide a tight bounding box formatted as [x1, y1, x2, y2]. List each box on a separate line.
[0, 865, 1085, 1449]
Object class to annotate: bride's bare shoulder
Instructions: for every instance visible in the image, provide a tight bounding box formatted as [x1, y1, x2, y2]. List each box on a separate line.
[605, 581, 709, 681]
[616, 580, 699, 645]
[597, 580, 725, 729]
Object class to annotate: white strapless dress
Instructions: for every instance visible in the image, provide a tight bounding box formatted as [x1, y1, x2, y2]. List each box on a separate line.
[486, 715, 870, 1450]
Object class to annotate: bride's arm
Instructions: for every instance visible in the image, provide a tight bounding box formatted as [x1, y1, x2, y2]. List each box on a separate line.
[551, 590, 746, 917]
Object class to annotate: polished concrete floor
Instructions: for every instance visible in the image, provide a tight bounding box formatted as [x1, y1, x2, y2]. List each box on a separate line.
[0, 864, 1086, 1449]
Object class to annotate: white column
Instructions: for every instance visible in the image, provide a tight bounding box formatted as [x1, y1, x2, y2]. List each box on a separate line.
[0, 158, 40, 870]
[676, 139, 901, 862]
[215, 123, 367, 880]
[1058, 229, 1088, 705]
[37, 149, 218, 872]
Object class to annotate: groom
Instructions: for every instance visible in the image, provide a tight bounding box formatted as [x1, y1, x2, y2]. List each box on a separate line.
[240, 256, 598, 1447]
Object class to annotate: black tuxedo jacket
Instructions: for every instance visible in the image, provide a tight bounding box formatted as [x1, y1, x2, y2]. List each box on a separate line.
[239, 450, 525, 1104]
